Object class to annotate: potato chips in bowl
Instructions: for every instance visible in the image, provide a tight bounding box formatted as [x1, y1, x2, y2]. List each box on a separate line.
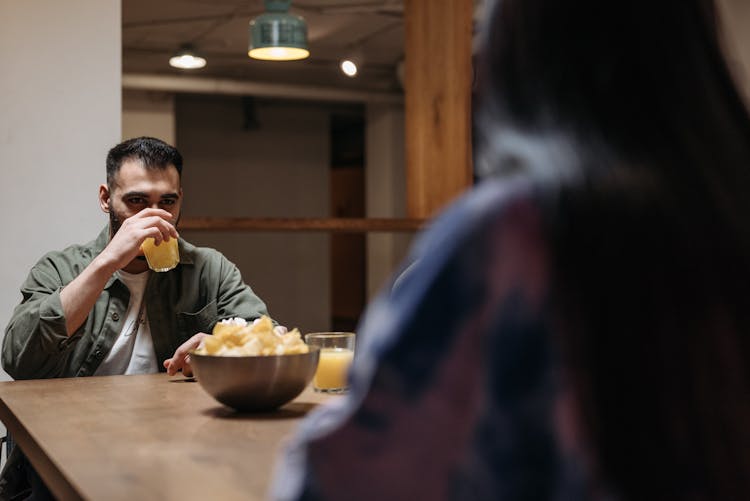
[190, 316, 319, 411]
[196, 316, 309, 356]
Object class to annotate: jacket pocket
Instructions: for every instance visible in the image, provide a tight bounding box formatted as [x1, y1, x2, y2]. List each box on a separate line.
[177, 300, 217, 338]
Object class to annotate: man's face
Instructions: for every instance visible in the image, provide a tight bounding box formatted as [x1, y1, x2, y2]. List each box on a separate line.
[100, 159, 183, 236]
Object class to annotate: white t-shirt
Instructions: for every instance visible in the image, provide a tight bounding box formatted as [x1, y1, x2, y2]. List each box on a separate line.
[94, 270, 159, 376]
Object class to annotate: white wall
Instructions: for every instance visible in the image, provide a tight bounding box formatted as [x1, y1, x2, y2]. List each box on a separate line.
[0, 0, 121, 381]
[175, 95, 331, 332]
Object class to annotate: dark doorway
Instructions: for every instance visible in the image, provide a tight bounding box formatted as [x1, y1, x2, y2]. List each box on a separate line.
[330, 112, 366, 332]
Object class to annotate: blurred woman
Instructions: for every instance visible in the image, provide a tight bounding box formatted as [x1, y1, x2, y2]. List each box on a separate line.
[272, 0, 750, 499]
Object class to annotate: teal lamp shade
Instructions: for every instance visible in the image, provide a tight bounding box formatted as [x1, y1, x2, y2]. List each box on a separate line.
[249, 0, 309, 61]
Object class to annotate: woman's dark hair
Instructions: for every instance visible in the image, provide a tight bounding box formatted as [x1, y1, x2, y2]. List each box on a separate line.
[476, 0, 750, 498]
[105, 136, 183, 188]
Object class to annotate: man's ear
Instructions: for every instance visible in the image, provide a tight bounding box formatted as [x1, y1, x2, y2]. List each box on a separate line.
[99, 184, 111, 213]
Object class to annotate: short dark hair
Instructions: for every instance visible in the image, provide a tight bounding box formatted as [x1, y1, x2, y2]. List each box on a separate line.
[106, 136, 183, 188]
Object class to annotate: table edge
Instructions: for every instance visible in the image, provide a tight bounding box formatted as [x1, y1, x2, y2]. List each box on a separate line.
[0, 395, 83, 500]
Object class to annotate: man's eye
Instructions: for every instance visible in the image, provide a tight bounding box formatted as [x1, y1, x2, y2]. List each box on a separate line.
[160, 199, 176, 206]
[127, 198, 146, 205]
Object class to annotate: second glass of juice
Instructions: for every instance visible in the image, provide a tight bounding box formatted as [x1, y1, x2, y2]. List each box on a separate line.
[305, 332, 355, 393]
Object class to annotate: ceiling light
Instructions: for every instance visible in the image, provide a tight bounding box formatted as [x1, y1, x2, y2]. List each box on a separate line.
[340, 59, 358, 77]
[249, 0, 309, 61]
[339, 48, 363, 78]
[169, 44, 206, 70]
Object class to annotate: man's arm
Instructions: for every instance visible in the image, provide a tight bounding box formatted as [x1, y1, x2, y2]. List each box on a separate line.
[60, 208, 178, 336]
[3, 209, 178, 379]
[2, 255, 87, 379]
[213, 255, 270, 324]
[163, 252, 271, 376]
[58, 254, 119, 337]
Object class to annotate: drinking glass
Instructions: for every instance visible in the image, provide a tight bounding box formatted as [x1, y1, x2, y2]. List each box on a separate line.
[141, 237, 179, 272]
[305, 332, 355, 393]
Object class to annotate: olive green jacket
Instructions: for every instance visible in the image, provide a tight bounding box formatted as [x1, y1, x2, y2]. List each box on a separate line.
[2, 227, 270, 380]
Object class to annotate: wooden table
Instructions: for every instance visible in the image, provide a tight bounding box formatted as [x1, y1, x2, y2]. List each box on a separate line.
[0, 373, 331, 501]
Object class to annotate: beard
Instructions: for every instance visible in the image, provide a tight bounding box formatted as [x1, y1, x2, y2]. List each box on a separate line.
[109, 202, 124, 236]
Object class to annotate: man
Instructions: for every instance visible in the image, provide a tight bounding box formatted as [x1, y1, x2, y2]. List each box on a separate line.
[4, 136, 272, 379]
[1, 136, 272, 496]
[4, 136, 272, 378]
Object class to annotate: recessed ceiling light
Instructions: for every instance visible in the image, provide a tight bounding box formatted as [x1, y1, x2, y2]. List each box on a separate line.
[340, 59, 358, 77]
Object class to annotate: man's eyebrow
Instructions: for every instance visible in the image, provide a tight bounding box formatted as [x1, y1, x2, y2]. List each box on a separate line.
[122, 191, 149, 198]
[121, 191, 180, 199]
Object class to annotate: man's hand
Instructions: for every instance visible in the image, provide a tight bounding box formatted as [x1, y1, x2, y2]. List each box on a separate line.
[163, 332, 210, 376]
[99, 208, 179, 272]
[163, 323, 287, 376]
[59, 208, 178, 337]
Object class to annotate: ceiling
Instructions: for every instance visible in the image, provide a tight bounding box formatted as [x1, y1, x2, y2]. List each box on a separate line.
[123, 0, 408, 94]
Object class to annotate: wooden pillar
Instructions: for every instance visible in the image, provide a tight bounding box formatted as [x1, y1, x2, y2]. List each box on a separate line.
[404, 0, 474, 218]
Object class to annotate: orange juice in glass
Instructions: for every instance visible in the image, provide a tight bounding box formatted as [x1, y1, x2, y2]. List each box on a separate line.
[141, 237, 179, 272]
[305, 332, 355, 393]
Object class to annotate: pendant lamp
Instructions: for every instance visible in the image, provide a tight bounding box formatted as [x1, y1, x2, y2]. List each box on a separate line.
[248, 0, 309, 61]
[169, 44, 207, 69]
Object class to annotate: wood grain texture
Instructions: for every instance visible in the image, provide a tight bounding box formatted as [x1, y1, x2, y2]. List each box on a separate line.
[0, 374, 332, 501]
[179, 217, 425, 233]
[405, 0, 474, 218]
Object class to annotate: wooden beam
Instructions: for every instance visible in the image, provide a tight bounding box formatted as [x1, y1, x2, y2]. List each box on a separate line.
[180, 217, 425, 233]
[404, 0, 474, 218]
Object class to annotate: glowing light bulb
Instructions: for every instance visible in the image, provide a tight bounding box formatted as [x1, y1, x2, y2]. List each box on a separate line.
[169, 51, 206, 69]
[340, 59, 358, 77]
